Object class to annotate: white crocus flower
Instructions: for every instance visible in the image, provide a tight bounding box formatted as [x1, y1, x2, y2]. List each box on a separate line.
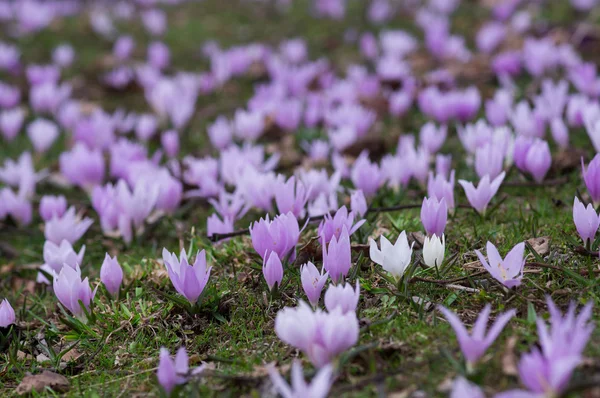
[369, 231, 414, 279]
[423, 234, 445, 268]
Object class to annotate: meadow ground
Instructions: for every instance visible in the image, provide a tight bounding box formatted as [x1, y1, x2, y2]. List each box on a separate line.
[1, 0, 600, 397]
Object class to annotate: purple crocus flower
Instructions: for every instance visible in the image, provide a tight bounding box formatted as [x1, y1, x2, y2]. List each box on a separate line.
[450, 377, 484, 398]
[0, 299, 15, 328]
[263, 251, 284, 292]
[26, 64, 60, 86]
[428, 170, 455, 211]
[0, 82, 20, 109]
[573, 197, 600, 246]
[421, 196, 448, 237]
[275, 301, 359, 368]
[322, 226, 351, 284]
[0, 187, 32, 225]
[550, 117, 569, 149]
[162, 249, 212, 305]
[419, 122, 447, 154]
[59, 143, 105, 189]
[324, 280, 360, 314]
[53, 264, 96, 318]
[582, 155, 600, 206]
[268, 360, 334, 398]
[317, 205, 365, 244]
[44, 207, 93, 245]
[148, 41, 170, 70]
[275, 176, 311, 219]
[250, 212, 300, 262]
[52, 44, 75, 68]
[476, 22, 506, 53]
[0, 107, 25, 141]
[135, 114, 158, 142]
[475, 142, 504, 180]
[436, 154, 452, 178]
[100, 254, 123, 296]
[27, 118, 59, 153]
[438, 304, 516, 369]
[350, 151, 383, 197]
[300, 262, 328, 308]
[497, 298, 594, 398]
[207, 214, 234, 240]
[113, 36, 135, 61]
[39, 195, 67, 221]
[39, 239, 85, 283]
[157, 347, 206, 396]
[458, 172, 505, 215]
[476, 241, 526, 288]
[161, 130, 179, 158]
[513, 135, 534, 173]
[350, 190, 367, 218]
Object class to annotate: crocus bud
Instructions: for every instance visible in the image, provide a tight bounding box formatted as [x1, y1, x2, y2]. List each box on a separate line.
[39, 195, 67, 221]
[324, 280, 360, 314]
[27, 118, 59, 153]
[524, 139, 552, 183]
[350, 190, 367, 218]
[582, 155, 600, 206]
[263, 251, 283, 291]
[573, 197, 600, 247]
[53, 264, 96, 318]
[100, 254, 123, 296]
[0, 299, 15, 327]
[322, 226, 352, 284]
[423, 234, 445, 268]
[421, 196, 447, 237]
[161, 130, 179, 158]
[300, 262, 328, 308]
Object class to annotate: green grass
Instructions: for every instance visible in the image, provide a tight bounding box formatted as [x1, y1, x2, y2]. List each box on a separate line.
[1, 0, 600, 396]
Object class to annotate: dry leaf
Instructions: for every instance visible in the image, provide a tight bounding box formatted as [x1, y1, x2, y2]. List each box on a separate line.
[527, 237, 550, 257]
[16, 371, 70, 395]
[502, 336, 518, 376]
[62, 349, 82, 362]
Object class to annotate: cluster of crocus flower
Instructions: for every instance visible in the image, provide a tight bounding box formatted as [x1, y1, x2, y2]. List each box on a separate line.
[453, 298, 594, 397]
[3, 0, 600, 395]
[250, 212, 300, 263]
